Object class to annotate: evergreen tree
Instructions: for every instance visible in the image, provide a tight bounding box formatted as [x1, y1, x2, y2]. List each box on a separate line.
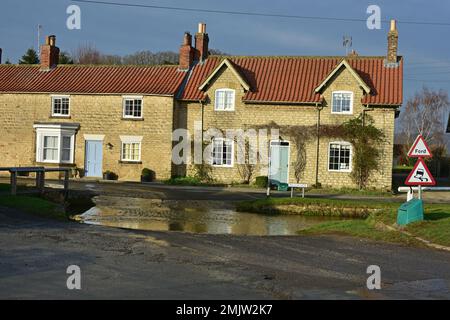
[19, 48, 39, 64]
[59, 51, 74, 64]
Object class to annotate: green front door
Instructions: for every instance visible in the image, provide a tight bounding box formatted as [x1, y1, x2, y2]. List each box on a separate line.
[269, 141, 290, 190]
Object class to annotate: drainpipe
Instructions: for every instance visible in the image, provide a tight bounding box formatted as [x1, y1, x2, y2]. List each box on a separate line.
[362, 104, 373, 126]
[199, 99, 204, 142]
[315, 102, 323, 186]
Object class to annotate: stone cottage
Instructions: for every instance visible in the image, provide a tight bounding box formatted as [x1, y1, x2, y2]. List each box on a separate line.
[0, 21, 403, 190]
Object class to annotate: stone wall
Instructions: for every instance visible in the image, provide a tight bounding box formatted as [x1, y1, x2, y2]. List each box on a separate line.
[0, 93, 174, 181]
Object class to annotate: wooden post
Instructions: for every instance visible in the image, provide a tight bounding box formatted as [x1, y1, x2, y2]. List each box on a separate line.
[64, 170, 69, 200]
[290, 187, 294, 198]
[302, 187, 305, 198]
[10, 171, 17, 196]
[36, 171, 41, 190]
[39, 171, 45, 194]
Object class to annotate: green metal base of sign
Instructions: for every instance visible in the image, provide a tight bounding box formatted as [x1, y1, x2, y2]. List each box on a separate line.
[397, 199, 424, 226]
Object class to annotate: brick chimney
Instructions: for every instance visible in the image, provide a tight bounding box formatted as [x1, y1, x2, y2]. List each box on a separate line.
[40, 35, 60, 70]
[179, 32, 195, 70]
[386, 19, 399, 65]
[195, 23, 209, 62]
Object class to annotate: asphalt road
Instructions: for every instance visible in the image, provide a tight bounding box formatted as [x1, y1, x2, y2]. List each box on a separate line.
[1, 206, 449, 299]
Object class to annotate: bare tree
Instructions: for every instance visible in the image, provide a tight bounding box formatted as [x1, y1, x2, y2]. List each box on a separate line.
[122, 50, 178, 65]
[397, 87, 449, 150]
[72, 43, 103, 64]
[101, 54, 122, 65]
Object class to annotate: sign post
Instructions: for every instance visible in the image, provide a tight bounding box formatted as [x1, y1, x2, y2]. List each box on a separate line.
[405, 134, 435, 199]
[397, 135, 435, 226]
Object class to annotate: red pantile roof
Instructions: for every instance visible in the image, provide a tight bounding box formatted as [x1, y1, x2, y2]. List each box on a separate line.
[0, 65, 186, 95]
[179, 56, 403, 106]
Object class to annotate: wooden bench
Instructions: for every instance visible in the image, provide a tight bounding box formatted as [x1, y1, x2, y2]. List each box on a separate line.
[288, 183, 308, 198]
[0, 167, 70, 198]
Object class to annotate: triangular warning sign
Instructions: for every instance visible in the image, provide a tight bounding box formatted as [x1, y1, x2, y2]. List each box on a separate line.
[405, 158, 436, 186]
[407, 135, 432, 158]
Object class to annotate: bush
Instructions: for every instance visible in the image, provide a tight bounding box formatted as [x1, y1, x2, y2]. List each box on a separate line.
[254, 176, 268, 188]
[193, 163, 213, 183]
[164, 176, 203, 186]
[103, 170, 118, 180]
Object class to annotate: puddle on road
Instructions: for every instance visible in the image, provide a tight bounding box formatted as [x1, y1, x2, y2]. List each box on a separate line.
[75, 195, 345, 236]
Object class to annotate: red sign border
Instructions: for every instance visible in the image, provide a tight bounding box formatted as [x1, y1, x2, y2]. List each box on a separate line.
[407, 134, 433, 158]
[405, 157, 436, 186]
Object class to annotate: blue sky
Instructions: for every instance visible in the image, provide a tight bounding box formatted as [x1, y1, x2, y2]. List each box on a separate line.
[1, 0, 450, 106]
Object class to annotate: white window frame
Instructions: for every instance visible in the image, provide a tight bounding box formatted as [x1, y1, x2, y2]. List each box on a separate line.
[120, 135, 143, 162]
[331, 91, 353, 115]
[214, 89, 235, 111]
[34, 124, 78, 164]
[51, 95, 71, 117]
[211, 137, 234, 167]
[122, 96, 144, 119]
[328, 141, 352, 173]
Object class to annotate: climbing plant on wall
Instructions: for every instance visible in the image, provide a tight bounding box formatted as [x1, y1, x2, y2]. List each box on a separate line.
[254, 114, 384, 189]
[341, 114, 384, 189]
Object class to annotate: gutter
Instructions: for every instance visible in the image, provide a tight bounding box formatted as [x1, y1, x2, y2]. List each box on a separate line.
[315, 102, 323, 186]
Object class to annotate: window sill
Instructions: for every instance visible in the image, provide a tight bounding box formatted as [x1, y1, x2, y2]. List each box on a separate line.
[119, 160, 142, 164]
[331, 112, 353, 115]
[122, 117, 144, 121]
[35, 162, 76, 166]
[212, 165, 234, 168]
[328, 169, 352, 173]
[50, 115, 71, 119]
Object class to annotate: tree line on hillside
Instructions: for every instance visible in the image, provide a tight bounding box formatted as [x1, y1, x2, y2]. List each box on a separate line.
[9, 44, 228, 66]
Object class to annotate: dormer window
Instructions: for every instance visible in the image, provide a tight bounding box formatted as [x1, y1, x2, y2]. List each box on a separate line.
[214, 89, 235, 111]
[332, 91, 353, 114]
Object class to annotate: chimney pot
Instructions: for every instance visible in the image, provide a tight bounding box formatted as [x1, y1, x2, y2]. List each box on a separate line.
[183, 32, 192, 46]
[49, 35, 56, 46]
[390, 19, 397, 31]
[198, 22, 206, 33]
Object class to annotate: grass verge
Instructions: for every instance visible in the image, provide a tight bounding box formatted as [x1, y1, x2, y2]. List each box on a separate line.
[0, 194, 67, 220]
[237, 197, 450, 247]
[305, 187, 393, 197]
[0, 183, 10, 192]
[237, 197, 393, 218]
[298, 219, 424, 246]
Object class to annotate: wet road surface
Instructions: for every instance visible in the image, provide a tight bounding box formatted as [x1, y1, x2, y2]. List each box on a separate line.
[1, 206, 449, 299]
[77, 195, 348, 236]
